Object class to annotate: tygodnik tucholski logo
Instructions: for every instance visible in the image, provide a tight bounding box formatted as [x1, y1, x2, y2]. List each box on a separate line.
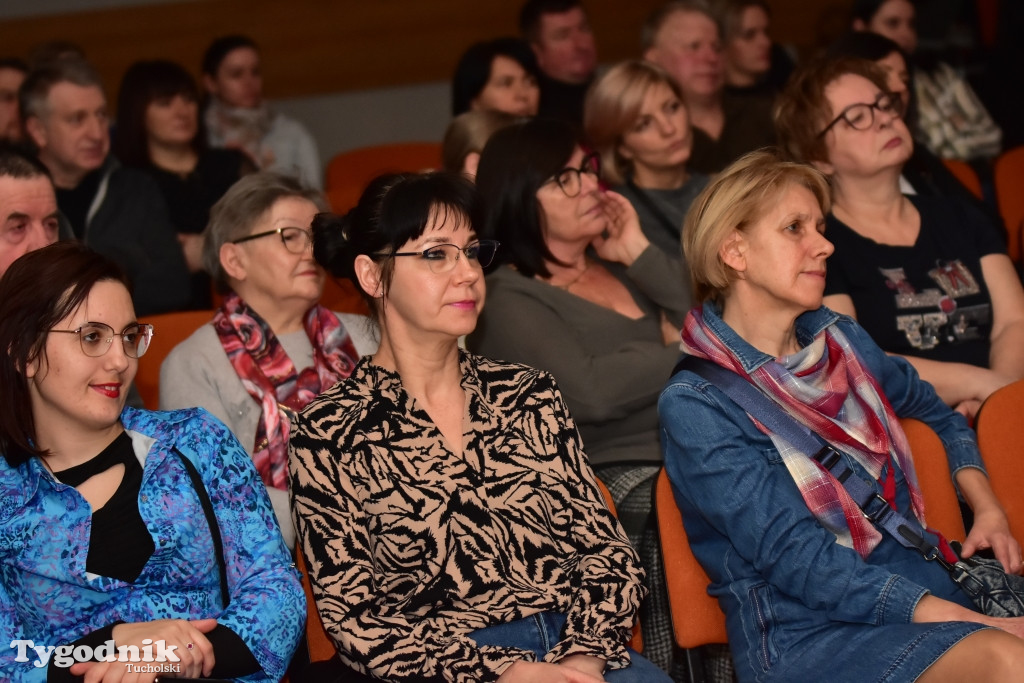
[10, 638, 182, 673]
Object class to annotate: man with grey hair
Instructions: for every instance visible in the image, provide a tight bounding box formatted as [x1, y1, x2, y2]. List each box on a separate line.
[0, 145, 60, 275]
[642, 0, 775, 173]
[21, 58, 189, 315]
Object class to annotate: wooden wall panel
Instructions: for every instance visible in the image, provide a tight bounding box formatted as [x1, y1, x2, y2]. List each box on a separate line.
[0, 0, 854, 101]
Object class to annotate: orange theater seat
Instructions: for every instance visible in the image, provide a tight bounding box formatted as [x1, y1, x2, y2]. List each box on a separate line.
[994, 146, 1024, 262]
[325, 142, 442, 213]
[135, 309, 214, 410]
[974, 379, 1024, 541]
[899, 418, 966, 542]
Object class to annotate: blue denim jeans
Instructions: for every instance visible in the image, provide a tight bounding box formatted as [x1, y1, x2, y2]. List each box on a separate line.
[469, 612, 672, 682]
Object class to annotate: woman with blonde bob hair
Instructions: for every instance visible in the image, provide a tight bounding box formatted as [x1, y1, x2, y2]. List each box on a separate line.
[660, 148, 1024, 683]
[584, 60, 709, 258]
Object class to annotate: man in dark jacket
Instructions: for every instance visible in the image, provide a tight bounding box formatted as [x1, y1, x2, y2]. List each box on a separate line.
[21, 58, 190, 315]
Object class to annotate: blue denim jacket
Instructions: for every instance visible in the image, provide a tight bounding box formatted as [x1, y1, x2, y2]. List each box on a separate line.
[658, 305, 985, 681]
[0, 407, 305, 682]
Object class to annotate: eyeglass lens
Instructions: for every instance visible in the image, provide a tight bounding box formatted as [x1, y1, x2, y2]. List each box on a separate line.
[422, 241, 499, 273]
[556, 154, 600, 197]
[77, 323, 153, 358]
[844, 94, 902, 131]
[280, 227, 313, 254]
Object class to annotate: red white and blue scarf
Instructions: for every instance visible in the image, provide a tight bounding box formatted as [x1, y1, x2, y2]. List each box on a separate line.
[681, 306, 934, 559]
[214, 292, 358, 489]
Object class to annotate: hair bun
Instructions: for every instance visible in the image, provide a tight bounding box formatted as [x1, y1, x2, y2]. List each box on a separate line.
[311, 211, 355, 279]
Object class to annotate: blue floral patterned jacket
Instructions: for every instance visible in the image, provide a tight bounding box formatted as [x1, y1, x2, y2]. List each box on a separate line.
[0, 407, 305, 682]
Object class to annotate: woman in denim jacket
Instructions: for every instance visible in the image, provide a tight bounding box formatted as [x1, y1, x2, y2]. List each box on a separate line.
[659, 150, 1024, 682]
[0, 243, 304, 682]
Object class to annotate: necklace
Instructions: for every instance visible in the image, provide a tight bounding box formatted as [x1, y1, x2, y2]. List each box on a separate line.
[549, 259, 590, 290]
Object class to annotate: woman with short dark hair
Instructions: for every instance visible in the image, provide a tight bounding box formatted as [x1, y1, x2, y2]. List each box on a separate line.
[290, 171, 667, 682]
[451, 37, 541, 117]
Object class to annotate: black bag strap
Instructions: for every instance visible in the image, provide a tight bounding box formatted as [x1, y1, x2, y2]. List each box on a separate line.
[672, 355, 948, 565]
[172, 448, 230, 608]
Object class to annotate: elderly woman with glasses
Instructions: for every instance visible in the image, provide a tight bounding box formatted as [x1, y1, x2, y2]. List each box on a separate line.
[289, 171, 667, 682]
[160, 172, 377, 546]
[0, 242, 304, 682]
[776, 57, 1024, 420]
[468, 118, 691, 673]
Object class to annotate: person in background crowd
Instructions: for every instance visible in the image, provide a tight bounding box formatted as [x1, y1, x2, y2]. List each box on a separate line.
[160, 172, 376, 548]
[114, 59, 253, 309]
[0, 59, 27, 142]
[520, 0, 599, 127]
[712, 0, 794, 98]
[585, 60, 709, 261]
[0, 242, 305, 683]
[452, 37, 540, 118]
[775, 56, 1024, 419]
[201, 34, 322, 189]
[292, 170, 667, 682]
[442, 109, 519, 179]
[643, 0, 776, 174]
[20, 57, 190, 316]
[851, 0, 1002, 161]
[0, 145, 59, 276]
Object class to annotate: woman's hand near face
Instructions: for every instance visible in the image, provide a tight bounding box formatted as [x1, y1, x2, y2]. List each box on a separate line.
[497, 660, 605, 683]
[591, 191, 650, 267]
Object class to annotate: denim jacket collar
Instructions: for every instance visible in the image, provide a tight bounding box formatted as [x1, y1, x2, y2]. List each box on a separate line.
[701, 303, 841, 374]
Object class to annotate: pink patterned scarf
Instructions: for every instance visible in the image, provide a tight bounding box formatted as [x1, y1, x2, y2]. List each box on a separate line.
[681, 306, 935, 559]
[214, 292, 359, 489]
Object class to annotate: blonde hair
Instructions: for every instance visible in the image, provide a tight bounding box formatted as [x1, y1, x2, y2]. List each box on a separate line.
[683, 148, 831, 303]
[583, 60, 687, 185]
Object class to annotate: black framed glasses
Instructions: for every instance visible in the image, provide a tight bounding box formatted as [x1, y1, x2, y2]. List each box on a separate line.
[549, 152, 601, 197]
[232, 227, 313, 254]
[816, 92, 905, 138]
[49, 322, 154, 359]
[378, 240, 500, 274]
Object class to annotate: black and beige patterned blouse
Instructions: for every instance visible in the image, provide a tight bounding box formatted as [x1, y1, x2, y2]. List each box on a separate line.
[288, 352, 645, 682]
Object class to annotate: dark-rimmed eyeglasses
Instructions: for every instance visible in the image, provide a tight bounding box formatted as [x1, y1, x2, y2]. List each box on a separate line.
[548, 152, 601, 197]
[232, 227, 313, 254]
[49, 322, 154, 358]
[376, 240, 500, 274]
[816, 92, 904, 138]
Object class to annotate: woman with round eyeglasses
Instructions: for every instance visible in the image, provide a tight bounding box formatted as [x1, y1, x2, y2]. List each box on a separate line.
[470, 118, 691, 673]
[160, 172, 377, 547]
[289, 171, 667, 682]
[776, 56, 1024, 420]
[0, 242, 304, 682]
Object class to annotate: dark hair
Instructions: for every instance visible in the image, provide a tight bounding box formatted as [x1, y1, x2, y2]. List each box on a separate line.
[312, 172, 477, 318]
[0, 142, 52, 180]
[0, 57, 28, 74]
[849, 0, 916, 24]
[113, 60, 205, 168]
[451, 37, 540, 116]
[474, 117, 576, 278]
[0, 242, 130, 466]
[520, 0, 585, 42]
[201, 35, 259, 77]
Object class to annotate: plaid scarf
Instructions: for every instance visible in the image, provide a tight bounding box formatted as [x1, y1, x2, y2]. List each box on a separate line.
[214, 292, 359, 489]
[681, 306, 931, 559]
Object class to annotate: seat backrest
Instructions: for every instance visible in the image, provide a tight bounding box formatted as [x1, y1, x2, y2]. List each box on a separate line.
[136, 309, 215, 410]
[654, 468, 727, 649]
[295, 548, 338, 663]
[324, 142, 442, 213]
[899, 418, 966, 541]
[974, 379, 1024, 541]
[940, 157, 984, 201]
[994, 146, 1024, 262]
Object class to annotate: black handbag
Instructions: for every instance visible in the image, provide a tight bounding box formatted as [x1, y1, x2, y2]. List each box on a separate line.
[675, 356, 1024, 618]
